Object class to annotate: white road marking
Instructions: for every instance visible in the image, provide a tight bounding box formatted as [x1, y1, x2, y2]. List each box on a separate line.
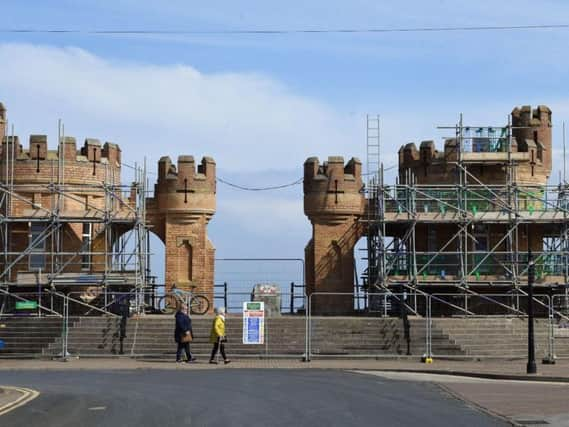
[88, 406, 107, 411]
[0, 387, 40, 416]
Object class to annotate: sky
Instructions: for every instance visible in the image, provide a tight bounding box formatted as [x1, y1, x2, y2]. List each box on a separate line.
[1, 1, 568, 291]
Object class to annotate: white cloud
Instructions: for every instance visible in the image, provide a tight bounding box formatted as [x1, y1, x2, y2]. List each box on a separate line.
[2, 40, 568, 268]
[0, 42, 361, 171]
[218, 196, 305, 234]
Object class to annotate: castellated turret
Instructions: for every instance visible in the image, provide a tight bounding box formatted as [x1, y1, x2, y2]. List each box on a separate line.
[397, 105, 552, 186]
[304, 156, 364, 222]
[146, 155, 216, 303]
[511, 105, 552, 181]
[0, 135, 122, 218]
[303, 156, 365, 314]
[152, 155, 216, 221]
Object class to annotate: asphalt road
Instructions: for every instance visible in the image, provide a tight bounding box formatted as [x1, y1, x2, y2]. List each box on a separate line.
[0, 369, 507, 427]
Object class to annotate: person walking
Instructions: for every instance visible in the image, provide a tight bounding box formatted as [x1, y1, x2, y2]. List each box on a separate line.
[175, 303, 196, 363]
[209, 307, 230, 364]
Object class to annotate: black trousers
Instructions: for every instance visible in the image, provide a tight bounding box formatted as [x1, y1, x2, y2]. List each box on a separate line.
[176, 342, 192, 361]
[210, 340, 227, 361]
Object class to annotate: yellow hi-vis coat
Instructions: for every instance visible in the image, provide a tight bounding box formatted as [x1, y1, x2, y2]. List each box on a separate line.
[210, 315, 225, 343]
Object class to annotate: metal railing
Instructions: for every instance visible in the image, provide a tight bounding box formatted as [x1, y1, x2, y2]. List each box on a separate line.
[383, 250, 566, 278]
[379, 184, 569, 215]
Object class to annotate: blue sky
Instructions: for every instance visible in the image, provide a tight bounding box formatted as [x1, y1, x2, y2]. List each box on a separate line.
[1, 1, 569, 287]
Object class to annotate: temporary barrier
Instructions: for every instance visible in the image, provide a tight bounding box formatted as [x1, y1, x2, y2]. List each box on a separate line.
[307, 292, 430, 360]
[551, 294, 569, 359]
[2, 288, 569, 362]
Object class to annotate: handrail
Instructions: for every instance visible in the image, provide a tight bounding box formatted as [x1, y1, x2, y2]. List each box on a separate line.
[45, 289, 119, 318]
[71, 289, 139, 316]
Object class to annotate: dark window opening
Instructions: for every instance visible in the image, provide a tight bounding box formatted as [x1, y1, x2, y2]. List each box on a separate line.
[29, 222, 46, 270]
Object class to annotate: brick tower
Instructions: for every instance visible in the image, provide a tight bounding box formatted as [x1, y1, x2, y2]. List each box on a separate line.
[146, 155, 216, 304]
[303, 156, 365, 313]
[511, 105, 552, 184]
[0, 133, 122, 281]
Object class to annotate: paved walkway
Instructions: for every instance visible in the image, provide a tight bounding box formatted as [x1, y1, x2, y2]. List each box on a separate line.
[0, 357, 568, 380]
[361, 371, 569, 426]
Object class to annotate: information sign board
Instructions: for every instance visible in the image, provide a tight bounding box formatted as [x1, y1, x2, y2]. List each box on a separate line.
[243, 301, 264, 344]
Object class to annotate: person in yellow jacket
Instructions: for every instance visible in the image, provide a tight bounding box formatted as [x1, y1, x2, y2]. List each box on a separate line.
[209, 307, 230, 364]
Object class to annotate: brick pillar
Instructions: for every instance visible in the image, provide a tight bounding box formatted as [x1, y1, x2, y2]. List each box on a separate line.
[304, 156, 365, 314]
[148, 155, 216, 311]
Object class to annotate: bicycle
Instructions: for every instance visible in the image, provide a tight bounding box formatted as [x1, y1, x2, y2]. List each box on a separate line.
[158, 286, 210, 315]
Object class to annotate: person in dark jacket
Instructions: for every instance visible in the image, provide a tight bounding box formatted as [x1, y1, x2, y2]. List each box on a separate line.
[118, 296, 130, 355]
[174, 303, 196, 363]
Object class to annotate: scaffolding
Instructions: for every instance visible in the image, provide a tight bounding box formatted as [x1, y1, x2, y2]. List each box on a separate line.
[0, 118, 151, 316]
[363, 112, 569, 315]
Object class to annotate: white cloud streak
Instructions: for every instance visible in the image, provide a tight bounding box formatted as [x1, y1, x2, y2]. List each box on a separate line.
[0, 43, 361, 172]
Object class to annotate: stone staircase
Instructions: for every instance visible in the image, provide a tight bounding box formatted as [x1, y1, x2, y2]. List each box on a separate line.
[408, 318, 465, 356]
[310, 317, 404, 356]
[309, 317, 463, 356]
[49, 316, 414, 358]
[432, 318, 569, 358]
[3, 315, 569, 359]
[0, 317, 64, 356]
[48, 316, 309, 357]
[43, 316, 461, 358]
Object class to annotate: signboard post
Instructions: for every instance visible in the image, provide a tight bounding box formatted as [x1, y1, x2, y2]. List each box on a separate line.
[243, 301, 265, 345]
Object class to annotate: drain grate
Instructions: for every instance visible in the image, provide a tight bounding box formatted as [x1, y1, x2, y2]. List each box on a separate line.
[515, 420, 549, 425]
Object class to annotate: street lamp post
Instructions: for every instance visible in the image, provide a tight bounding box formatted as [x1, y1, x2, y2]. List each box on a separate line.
[527, 248, 537, 374]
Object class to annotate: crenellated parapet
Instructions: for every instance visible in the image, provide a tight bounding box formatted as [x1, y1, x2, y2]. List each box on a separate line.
[303, 156, 364, 224]
[512, 105, 552, 144]
[397, 105, 553, 185]
[151, 155, 216, 224]
[156, 155, 215, 193]
[0, 134, 123, 220]
[512, 105, 552, 176]
[0, 135, 122, 186]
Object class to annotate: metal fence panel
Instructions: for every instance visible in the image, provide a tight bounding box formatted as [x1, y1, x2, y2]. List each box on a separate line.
[307, 292, 429, 359]
[551, 294, 569, 359]
[0, 291, 65, 358]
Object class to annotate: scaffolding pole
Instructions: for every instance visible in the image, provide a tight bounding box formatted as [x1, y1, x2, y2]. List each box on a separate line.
[0, 118, 152, 316]
[362, 112, 569, 318]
